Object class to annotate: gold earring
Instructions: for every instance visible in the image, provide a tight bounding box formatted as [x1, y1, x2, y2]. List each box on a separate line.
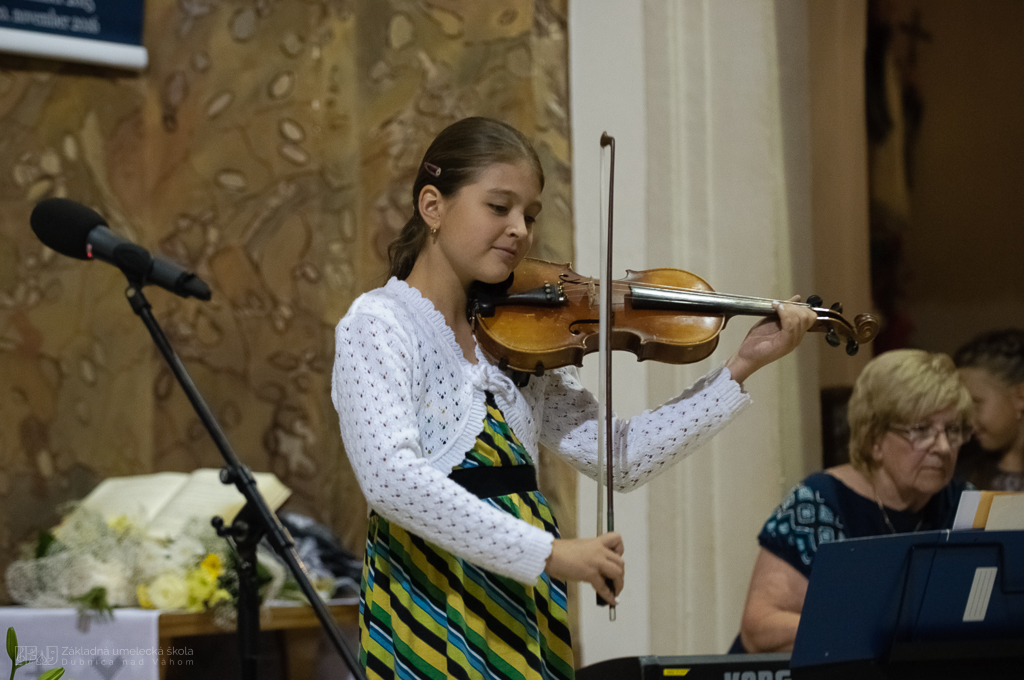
[430, 226, 438, 240]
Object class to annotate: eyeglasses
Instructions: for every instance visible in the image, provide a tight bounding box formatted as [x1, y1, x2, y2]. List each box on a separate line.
[889, 422, 972, 449]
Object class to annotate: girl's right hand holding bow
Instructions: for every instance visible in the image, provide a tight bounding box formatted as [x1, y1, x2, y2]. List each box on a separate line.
[544, 532, 625, 605]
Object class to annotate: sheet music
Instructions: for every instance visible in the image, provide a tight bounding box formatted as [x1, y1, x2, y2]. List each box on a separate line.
[985, 494, 1024, 531]
[81, 472, 189, 526]
[147, 469, 290, 538]
[80, 469, 291, 539]
[952, 490, 1023, 530]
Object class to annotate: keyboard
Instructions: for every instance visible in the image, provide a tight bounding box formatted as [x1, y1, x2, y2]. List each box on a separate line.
[576, 653, 791, 680]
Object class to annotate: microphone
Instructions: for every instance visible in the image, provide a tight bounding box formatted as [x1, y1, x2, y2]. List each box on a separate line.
[30, 198, 212, 301]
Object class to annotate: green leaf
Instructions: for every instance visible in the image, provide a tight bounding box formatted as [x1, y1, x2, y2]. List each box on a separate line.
[14, 660, 30, 670]
[37, 669, 66, 680]
[35, 530, 56, 559]
[68, 587, 113, 620]
[6, 627, 16, 663]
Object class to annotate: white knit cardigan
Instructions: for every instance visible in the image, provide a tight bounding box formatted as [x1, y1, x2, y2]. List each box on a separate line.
[331, 278, 751, 585]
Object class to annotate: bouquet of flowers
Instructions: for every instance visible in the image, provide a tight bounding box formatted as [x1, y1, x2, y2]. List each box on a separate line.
[4, 505, 301, 623]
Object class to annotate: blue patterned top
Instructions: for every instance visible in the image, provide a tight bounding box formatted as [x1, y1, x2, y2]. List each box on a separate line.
[758, 472, 969, 579]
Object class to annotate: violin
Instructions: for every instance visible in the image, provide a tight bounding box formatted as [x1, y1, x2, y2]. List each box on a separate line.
[470, 258, 880, 376]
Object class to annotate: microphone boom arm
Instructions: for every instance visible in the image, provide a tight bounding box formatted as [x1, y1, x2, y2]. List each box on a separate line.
[123, 283, 366, 680]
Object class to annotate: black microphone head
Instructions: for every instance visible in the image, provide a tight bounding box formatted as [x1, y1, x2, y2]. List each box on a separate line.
[181, 274, 212, 301]
[30, 198, 107, 260]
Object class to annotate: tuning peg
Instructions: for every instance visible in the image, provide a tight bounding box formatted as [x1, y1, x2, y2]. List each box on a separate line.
[830, 302, 843, 314]
[807, 295, 823, 308]
[846, 338, 859, 356]
[825, 328, 841, 347]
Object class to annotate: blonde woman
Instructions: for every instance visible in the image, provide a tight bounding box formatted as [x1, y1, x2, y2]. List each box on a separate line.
[737, 349, 973, 653]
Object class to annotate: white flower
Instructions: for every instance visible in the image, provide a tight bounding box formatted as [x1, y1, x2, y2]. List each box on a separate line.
[86, 561, 135, 607]
[168, 537, 205, 568]
[146, 573, 190, 610]
[137, 536, 205, 581]
[53, 507, 107, 547]
[60, 555, 136, 607]
[137, 542, 180, 581]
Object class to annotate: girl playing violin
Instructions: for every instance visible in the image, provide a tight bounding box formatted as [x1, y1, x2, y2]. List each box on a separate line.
[331, 116, 816, 679]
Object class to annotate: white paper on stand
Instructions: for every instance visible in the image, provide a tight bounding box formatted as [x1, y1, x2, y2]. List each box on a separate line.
[952, 490, 982, 530]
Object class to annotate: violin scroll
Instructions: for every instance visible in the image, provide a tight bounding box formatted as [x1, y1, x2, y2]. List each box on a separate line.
[806, 296, 880, 356]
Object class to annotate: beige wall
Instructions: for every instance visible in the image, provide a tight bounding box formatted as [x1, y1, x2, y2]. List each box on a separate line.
[808, 0, 872, 387]
[0, 0, 576, 607]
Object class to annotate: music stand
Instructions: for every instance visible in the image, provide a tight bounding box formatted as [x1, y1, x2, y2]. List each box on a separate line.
[790, 529, 1024, 679]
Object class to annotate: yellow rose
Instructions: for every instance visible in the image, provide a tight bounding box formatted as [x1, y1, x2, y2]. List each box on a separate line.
[107, 514, 134, 535]
[208, 588, 232, 607]
[199, 553, 223, 579]
[185, 567, 219, 612]
[136, 585, 155, 609]
[147, 573, 189, 611]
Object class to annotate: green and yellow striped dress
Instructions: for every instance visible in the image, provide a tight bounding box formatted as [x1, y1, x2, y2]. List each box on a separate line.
[360, 393, 573, 680]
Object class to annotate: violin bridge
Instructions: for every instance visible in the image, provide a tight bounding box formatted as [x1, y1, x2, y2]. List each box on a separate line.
[551, 282, 567, 304]
[586, 280, 598, 307]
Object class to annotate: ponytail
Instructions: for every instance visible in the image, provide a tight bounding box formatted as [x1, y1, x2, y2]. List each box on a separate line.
[387, 215, 429, 281]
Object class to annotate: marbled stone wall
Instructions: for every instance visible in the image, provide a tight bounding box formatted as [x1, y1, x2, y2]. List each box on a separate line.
[0, 0, 575, 619]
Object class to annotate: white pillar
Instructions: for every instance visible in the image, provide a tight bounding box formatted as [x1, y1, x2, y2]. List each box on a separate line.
[569, 0, 654, 665]
[570, 0, 823, 663]
[643, 0, 820, 655]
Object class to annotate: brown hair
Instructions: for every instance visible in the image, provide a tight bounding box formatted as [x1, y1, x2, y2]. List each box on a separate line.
[387, 117, 544, 280]
[847, 349, 972, 472]
[954, 329, 1024, 386]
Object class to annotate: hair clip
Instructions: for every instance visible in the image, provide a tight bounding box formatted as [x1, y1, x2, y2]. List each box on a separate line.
[423, 162, 442, 177]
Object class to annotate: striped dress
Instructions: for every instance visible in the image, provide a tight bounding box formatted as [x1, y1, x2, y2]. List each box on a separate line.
[360, 393, 574, 680]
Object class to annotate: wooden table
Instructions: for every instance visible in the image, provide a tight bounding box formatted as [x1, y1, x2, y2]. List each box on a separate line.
[158, 600, 358, 679]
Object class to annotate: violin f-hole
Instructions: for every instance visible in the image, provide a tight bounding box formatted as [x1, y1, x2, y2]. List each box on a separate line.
[568, 318, 600, 335]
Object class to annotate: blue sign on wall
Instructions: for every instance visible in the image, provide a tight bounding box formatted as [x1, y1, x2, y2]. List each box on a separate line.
[0, 0, 147, 69]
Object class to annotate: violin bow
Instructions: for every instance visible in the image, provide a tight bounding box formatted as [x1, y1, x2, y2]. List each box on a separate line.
[597, 132, 616, 620]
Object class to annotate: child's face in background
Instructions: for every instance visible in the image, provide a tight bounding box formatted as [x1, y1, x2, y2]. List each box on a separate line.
[959, 367, 1024, 452]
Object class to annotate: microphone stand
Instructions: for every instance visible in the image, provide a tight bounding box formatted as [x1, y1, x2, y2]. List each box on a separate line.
[123, 282, 367, 680]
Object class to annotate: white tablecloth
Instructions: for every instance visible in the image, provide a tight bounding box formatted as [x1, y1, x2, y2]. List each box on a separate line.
[0, 608, 161, 680]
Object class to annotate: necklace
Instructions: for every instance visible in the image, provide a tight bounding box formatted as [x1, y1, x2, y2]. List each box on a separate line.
[871, 485, 924, 534]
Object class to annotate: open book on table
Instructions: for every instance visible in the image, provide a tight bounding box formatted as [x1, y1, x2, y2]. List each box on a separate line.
[80, 468, 292, 539]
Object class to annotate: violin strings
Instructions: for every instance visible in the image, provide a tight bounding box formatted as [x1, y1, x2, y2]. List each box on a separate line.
[556, 285, 801, 309]
[544, 282, 847, 319]
[612, 281, 816, 307]
[529, 286, 856, 335]
[554, 280, 814, 307]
